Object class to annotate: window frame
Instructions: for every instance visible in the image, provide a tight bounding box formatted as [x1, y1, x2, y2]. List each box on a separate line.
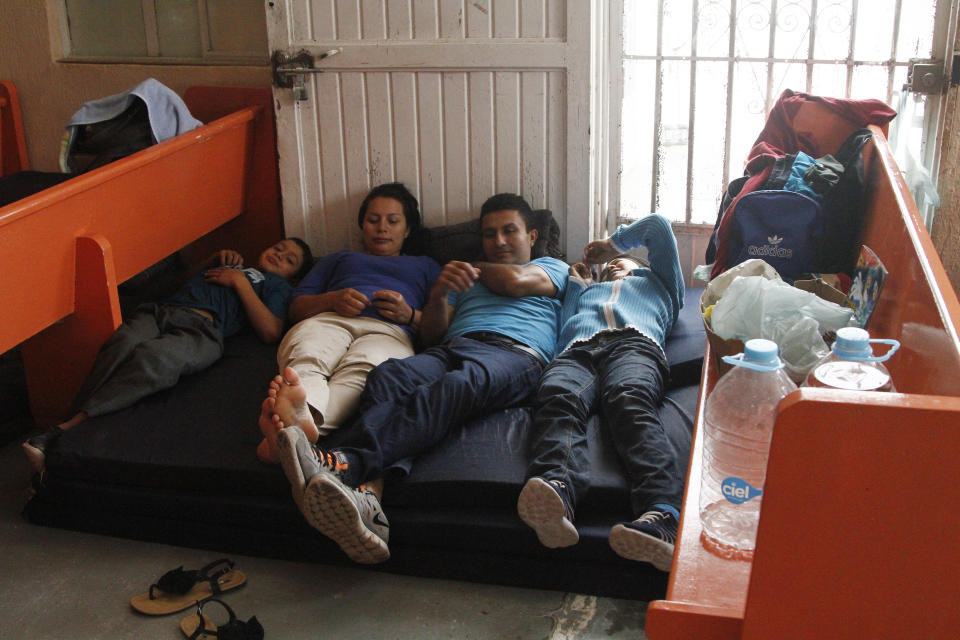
[49, 0, 269, 66]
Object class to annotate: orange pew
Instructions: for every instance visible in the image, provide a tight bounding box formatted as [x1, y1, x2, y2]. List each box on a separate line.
[646, 127, 960, 638]
[0, 80, 29, 175]
[0, 86, 282, 426]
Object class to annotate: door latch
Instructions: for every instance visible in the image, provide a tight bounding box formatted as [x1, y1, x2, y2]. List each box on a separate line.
[904, 59, 944, 95]
[271, 49, 340, 102]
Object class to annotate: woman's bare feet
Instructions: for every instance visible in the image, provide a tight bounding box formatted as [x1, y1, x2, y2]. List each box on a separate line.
[271, 367, 321, 443]
[256, 397, 282, 464]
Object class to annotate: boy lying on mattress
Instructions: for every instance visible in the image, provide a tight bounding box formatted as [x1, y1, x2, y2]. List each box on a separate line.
[21, 238, 314, 472]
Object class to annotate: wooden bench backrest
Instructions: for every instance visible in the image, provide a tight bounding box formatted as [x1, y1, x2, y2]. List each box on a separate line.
[859, 126, 960, 394]
[0, 80, 29, 175]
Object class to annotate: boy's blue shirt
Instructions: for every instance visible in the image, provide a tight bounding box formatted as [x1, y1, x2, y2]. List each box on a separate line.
[446, 256, 569, 362]
[165, 267, 291, 338]
[558, 214, 684, 355]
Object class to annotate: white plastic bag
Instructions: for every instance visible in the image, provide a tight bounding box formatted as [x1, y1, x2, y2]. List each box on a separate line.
[711, 275, 853, 342]
[777, 316, 830, 384]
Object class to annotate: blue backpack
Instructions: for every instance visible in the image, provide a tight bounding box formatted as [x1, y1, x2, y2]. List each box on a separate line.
[727, 190, 824, 281]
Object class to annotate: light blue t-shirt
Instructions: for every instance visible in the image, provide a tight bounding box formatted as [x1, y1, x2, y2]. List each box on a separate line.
[445, 257, 569, 362]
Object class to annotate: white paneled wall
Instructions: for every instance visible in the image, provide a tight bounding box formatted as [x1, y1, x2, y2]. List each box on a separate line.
[267, 0, 590, 258]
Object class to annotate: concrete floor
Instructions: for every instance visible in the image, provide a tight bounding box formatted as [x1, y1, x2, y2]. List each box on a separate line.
[0, 437, 652, 639]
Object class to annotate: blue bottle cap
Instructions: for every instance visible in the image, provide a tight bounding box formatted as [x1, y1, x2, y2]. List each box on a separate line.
[831, 326, 900, 362]
[743, 339, 780, 366]
[833, 327, 872, 359]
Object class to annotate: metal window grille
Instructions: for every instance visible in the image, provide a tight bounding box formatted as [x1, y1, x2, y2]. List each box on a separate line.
[616, 0, 942, 226]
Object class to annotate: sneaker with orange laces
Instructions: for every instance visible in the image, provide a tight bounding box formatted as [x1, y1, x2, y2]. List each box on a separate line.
[275, 427, 348, 511]
[303, 468, 390, 564]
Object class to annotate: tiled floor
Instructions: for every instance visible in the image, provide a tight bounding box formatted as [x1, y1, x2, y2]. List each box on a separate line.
[0, 434, 651, 639]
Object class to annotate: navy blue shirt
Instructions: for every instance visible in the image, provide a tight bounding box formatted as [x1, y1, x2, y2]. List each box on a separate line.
[293, 251, 441, 337]
[165, 267, 292, 338]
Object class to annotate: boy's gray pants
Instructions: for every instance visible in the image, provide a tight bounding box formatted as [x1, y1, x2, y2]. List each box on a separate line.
[73, 303, 224, 417]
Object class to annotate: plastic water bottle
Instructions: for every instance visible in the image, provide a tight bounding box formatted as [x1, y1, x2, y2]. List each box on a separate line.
[700, 339, 797, 560]
[803, 327, 899, 392]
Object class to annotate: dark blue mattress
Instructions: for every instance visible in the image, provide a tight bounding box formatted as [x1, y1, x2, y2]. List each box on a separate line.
[24, 287, 706, 600]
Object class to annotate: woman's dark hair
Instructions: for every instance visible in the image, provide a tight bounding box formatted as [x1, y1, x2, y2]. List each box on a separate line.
[287, 237, 315, 281]
[357, 182, 427, 255]
[480, 193, 535, 231]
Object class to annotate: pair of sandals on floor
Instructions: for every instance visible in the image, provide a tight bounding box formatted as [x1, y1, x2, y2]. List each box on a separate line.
[130, 558, 261, 639]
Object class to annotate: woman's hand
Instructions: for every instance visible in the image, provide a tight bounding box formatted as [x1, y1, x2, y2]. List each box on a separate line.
[372, 289, 413, 324]
[328, 288, 371, 317]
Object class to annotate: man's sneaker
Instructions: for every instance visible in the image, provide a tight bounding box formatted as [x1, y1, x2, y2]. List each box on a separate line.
[22, 427, 64, 473]
[275, 427, 347, 511]
[517, 477, 579, 548]
[302, 471, 390, 564]
[609, 510, 678, 571]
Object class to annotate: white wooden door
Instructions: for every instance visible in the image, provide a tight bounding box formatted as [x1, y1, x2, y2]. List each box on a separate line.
[264, 0, 593, 259]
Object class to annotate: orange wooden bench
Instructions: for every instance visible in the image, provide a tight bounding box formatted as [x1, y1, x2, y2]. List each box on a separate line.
[0, 80, 29, 176]
[0, 85, 282, 426]
[645, 126, 960, 639]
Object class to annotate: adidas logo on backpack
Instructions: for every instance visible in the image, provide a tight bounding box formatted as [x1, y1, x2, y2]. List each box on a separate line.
[747, 234, 793, 260]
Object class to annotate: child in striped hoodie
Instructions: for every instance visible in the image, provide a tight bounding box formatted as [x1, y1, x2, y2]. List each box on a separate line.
[517, 213, 685, 572]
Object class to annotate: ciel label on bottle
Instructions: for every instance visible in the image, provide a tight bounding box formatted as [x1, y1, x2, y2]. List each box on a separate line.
[721, 477, 763, 504]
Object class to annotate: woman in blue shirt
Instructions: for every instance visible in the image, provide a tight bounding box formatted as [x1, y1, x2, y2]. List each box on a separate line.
[257, 183, 441, 463]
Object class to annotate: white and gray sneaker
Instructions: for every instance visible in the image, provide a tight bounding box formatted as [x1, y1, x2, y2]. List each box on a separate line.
[275, 427, 348, 512]
[303, 471, 391, 564]
[517, 477, 579, 548]
[276, 427, 317, 510]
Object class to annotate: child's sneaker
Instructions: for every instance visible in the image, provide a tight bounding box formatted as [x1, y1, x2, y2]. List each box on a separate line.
[22, 427, 65, 473]
[517, 477, 579, 548]
[609, 510, 678, 571]
[302, 471, 390, 564]
[275, 427, 347, 511]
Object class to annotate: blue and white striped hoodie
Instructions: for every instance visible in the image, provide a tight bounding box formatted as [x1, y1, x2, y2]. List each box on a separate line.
[558, 214, 684, 356]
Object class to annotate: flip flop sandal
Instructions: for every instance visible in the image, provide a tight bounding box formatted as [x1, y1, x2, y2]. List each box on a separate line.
[179, 598, 264, 640]
[130, 558, 247, 615]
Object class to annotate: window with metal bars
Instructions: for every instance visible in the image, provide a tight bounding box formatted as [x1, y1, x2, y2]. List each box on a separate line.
[613, 0, 945, 226]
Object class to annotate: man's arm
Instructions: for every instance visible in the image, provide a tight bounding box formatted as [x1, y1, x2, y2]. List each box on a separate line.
[471, 262, 558, 298]
[419, 260, 479, 346]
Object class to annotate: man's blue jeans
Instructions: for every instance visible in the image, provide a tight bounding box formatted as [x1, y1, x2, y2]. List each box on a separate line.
[525, 330, 684, 517]
[335, 335, 544, 486]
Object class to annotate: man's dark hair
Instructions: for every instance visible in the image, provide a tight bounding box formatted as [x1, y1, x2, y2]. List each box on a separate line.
[287, 237, 315, 281]
[357, 182, 427, 254]
[480, 193, 535, 231]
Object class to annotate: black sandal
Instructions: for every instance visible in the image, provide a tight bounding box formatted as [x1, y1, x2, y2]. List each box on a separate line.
[179, 598, 264, 640]
[130, 559, 247, 615]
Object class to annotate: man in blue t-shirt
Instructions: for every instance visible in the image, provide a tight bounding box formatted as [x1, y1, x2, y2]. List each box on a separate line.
[274, 193, 568, 564]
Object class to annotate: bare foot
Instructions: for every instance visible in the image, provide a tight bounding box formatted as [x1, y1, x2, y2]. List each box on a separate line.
[273, 366, 321, 443]
[256, 397, 281, 464]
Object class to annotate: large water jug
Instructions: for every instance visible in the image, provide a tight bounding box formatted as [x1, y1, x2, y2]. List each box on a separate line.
[803, 326, 899, 392]
[700, 339, 797, 560]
